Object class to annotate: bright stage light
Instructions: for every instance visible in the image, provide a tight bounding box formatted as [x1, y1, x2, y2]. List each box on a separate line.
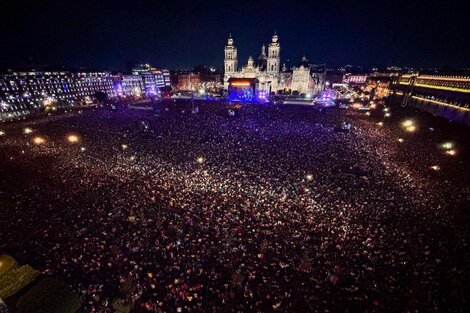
[121, 144, 128, 150]
[365, 112, 371, 116]
[377, 121, 384, 126]
[384, 113, 391, 118]
[0, 130, 5, 136]
[306, 174, 313, 181]
[196, 156, 205, 164]
[446, 149, 456, 156]
[67, 134, 80, 143]
[23, 127, 33, 134]
[80, 147, 86, 152]
[398, 138, 404, 143]
[231, 82, 251, 87]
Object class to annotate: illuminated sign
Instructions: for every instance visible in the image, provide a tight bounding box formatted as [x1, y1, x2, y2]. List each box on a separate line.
[231, 82, 251, 87]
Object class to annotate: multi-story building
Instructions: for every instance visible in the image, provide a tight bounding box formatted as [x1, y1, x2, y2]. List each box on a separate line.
[131, 64, 171, 90]
[173, 67, 223, 93]
[343, 74, 368, 84]
[175, 72, 201, 91]
[391, 73, 470, 126]
[0, 66, 172, 120]
[0, 71, 116, 119]
[121, 75, 144, 96]
[223, 33, 325, 95]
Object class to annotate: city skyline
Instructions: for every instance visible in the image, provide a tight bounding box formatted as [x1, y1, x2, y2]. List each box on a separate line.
[1, 0, 469, 70]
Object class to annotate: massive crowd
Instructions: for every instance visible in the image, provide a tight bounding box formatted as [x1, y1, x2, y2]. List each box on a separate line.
[0, 101, 468, 312]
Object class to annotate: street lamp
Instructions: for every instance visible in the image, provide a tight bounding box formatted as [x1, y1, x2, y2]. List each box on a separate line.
[430, 165, 440, 171]
[441, 142, 453, 150]
[33, 136, 45, 145]
[67, 134, 80, 143]
[402, 120, 414, 128]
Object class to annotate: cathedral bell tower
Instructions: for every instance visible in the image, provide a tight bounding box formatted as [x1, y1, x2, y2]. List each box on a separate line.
[224, 34, 238, 89]
[267, 32, 280, 77]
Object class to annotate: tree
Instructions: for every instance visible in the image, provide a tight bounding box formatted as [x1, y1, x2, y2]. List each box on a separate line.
[112, 298, 132, 313]
[0, 255, 18, 277]
[0, 265, 38, 299]
[16, 278, 81, 313]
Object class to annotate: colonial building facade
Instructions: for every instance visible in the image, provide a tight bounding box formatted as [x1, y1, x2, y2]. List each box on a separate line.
[223, 33, 325, 95]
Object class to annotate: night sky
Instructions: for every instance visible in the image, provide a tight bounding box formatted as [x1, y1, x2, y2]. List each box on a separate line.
[1, 0, 469, 70]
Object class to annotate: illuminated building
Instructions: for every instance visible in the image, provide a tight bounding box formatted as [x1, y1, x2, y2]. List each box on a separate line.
[0, 67, 172, 120]
[121, 75, 144, 96]
[162, 70, 171, 88]
[175, 72, 201, 91]
[223, 34, 239, 88]
[343, 74, 368, 84]
[223, 33, 325, 95]
[173, 69, 223, 93]
[343, 73, 396, 99]
[392, 73, 470, 126]
[131, 64, 171, 89]
[0, 71, 116, 120]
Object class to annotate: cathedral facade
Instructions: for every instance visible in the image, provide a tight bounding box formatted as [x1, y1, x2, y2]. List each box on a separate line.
[223, 33, 325, 95]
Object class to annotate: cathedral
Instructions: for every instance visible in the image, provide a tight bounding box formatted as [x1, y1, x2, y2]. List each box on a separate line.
[223, 33, 325, 95]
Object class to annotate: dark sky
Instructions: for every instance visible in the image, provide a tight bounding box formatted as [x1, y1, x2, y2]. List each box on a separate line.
[1, 0, 469, 70]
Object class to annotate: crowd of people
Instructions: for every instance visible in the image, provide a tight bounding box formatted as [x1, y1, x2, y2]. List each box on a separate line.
[0, 101, 468, 312]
